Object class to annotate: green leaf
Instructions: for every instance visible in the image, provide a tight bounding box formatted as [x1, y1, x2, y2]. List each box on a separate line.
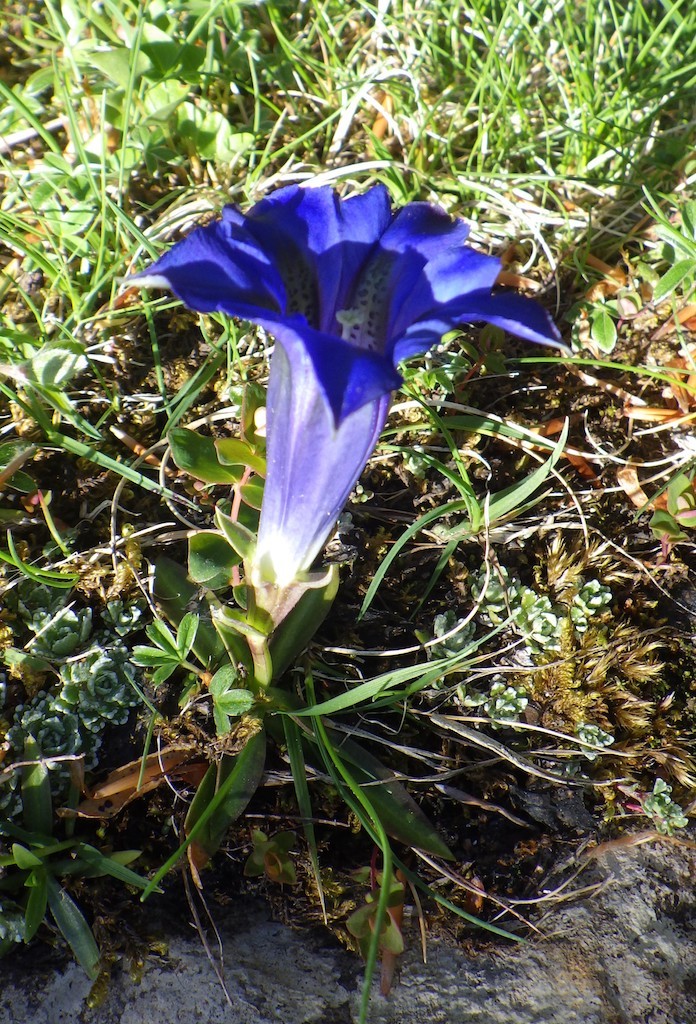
[45, 875, 100, 980]
[213, 605, 270, 641]
[283, 717, 325, 920]
[131, 645, 179, 668]
[653, 258, 696, 302]
[79, 43, 151, 89]
[650, 508, 687, 542]
[0, 440, 36, 492]
[24, 869, 48, 942]
[184, 727, 266, 862]
[214, 689, 255, 716]
[268, 565, 339, 679]
[11, 844, 43, 870]
[141, 22, 204, 79]
[682, 201, 696, 242]
[169, 427, 241, 485]
[151, 663, 179, 686]
[175, 103, 253, 162]
[153, 557, 229, 670]
[30, 344, 88, 387]
[212, 703, 231, 735]
[144, 619, 180, 658]
[214, 438, 266, 475]
[214, 508, 257, 560]
[302, 725, 453, 861]
[188, 531, 240, 590]
[208, 664, 238, 692]
[336, 736, 453, 860]
[73, 845, 152, 890]
[666, 472, 696, 514]
[239, 477, 264, 510]
[20, 737, 52, 836]
[590, 308, 617, 353]
[209, 666, 255, 727]
[1, 531, 78, 587]
[176, 612, 199, 659]
[142, 79, 189, 121]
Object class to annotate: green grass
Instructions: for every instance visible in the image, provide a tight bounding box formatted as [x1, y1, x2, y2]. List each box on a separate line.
[1, 0, 696, 1019]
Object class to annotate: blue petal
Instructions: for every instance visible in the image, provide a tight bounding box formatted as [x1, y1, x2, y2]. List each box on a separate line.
[255, 338, 390, 585]
[385, 246, 501, 345]
[245, 184, 393, 331]
[392, 289, 563, 364]
[133, 206, 287, 320]
[337, 202, 485, 353]
[261, 317, 402, 425]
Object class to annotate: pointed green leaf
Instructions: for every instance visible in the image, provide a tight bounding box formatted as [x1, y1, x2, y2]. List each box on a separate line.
[12, 844, 43, 870]
[151, 663, 179, 686]
[239, 477, 264, 510]
[176, 612, 199, 659]
[653, 258, 696, 302]
[184, 726, 266, 862]
[590, 307, 617, 353]
[208, 664, 238, 692]
[267, 565, 339, 679]
[283, 717, 325, 919]
[24, 869, 48, 942]
[327, 733, 453, 860]
[74, 845, 152, 890]
[214, 689, 255, 716]
[188, 531, 240, 590]
[20, 737, 52, 836]
[131, 646, 178, 668]
[144, 619, 179, 658]
[169, 427, 241, 484]
[650, 508, 686, 541]
[212, 703, 232, 735]
[45, 875, 100, 980]
[214, 438, 265, 475]
[214, 508, 256, 560]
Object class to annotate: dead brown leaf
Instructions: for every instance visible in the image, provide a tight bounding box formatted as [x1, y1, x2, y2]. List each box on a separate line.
[71, 745, 205, 819]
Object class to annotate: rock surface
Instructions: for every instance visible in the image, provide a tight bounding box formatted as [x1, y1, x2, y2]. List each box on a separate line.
[1, 838, 694, 1024]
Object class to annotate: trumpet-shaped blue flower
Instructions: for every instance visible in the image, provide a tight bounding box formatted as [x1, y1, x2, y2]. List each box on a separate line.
[134, 184, 561, 587]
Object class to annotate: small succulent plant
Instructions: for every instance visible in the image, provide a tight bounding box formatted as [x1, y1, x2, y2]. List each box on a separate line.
[570, 580, 612, 633]
[0, 900, 25, 957]
[10, 580, 68, 632]
[471, 567, 612, 653]
[2, 582, 146, 813]
[100, 600, 147, 638]
[641, 779, 689, 835]
[429, 610, 476, 659]
[484, 679, 529, 723]
[55, 645, 140, 734]
[8, 695, 84, 765]
[576, 722, 615, 761]
[29, 605, 93, 658]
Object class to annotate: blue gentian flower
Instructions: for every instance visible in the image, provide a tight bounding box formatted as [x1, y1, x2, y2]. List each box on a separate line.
[134, 184, 561, 587]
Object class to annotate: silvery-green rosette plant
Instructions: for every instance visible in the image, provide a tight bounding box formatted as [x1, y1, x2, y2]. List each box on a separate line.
[132, 183, 562, 1010]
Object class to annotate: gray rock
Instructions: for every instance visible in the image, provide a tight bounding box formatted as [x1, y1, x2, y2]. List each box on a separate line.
[1, 838, 694, 1024]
